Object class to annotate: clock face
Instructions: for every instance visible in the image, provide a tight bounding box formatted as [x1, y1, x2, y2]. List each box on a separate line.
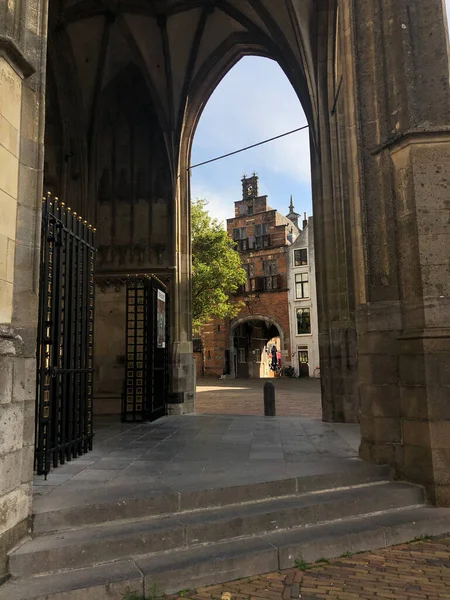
[247, 185, 253, 196]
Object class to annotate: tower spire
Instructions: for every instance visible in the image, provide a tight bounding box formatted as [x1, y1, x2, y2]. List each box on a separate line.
[289, 194, 294, 213]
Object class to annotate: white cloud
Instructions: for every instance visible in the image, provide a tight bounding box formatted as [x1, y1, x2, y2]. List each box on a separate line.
[191, 180, 235, 227]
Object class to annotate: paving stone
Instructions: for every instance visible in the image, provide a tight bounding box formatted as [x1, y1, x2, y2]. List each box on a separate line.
[194, 378, 323, 417]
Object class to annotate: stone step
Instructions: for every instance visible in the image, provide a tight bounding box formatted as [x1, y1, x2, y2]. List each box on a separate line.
[10, 481, 424, 577]
[32, 462, 393, 533]
[3, 506, 450, 600]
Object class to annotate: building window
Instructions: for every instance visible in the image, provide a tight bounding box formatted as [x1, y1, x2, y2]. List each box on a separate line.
[238, 348, 246, 363]
[217, 324, 221, 332]
[294, 248, 308, 266]
[207, 350, 211, 359]
[255, 349, 261, 362]
[264, 275, 279, 291]
[295, 272, 310, 298]
[263, 261, 278, 291]
[263, 260, 277, 276]
[243, 263, 255, 291]
[255, 223, 269, 248]
[255, 223, 268, 236]
[248, 205, 254, 215]
[296, 308, 311, 335]
[255, 235, 270, 249]
[251, 276, 265, 291]
[233, 227, 247, 241]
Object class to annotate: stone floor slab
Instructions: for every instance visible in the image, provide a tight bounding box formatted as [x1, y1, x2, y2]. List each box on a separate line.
[33, 413, 361, 507]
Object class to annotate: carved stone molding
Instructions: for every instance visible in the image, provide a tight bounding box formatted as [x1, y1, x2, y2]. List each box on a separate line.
[96, 272, 172, 293]
[0, 35, 35, 78]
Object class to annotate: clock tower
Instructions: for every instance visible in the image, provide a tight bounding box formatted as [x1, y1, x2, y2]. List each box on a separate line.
[242, 173, 259, 200]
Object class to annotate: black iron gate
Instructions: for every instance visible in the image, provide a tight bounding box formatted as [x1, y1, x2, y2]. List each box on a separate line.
[35, 194, 96, 476]
[122, 275, 169, 422]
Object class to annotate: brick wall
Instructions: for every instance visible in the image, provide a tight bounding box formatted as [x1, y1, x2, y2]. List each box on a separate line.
[200, 289, 291, 378]
[198, 184, 295, 378]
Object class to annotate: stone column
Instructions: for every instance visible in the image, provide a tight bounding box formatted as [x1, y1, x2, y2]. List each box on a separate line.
[351, 0, 450, 505]
[313, 2, 359, 424]
[167, 160, 195, 414]
[0, 0, 49, 573]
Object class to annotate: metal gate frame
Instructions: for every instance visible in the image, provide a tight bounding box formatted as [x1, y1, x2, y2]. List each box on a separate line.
[35, 194, 96, 476]
[122, 275, 169, 422]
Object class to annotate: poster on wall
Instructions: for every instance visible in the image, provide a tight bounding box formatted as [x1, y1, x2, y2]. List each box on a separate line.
[156, 289, 166, 348]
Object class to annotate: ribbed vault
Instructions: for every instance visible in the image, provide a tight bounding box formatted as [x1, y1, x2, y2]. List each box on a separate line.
[48, 0, 328, 175]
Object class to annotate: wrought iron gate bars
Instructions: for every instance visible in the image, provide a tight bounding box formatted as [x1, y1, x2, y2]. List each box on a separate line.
[35, 193, 96, 476]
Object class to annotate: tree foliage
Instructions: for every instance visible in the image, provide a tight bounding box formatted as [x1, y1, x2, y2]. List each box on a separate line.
[192, 199, 246, 330]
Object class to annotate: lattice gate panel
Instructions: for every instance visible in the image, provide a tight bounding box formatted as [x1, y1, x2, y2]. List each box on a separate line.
[122, 276, 168, 423]
[124, 280, 148, 421]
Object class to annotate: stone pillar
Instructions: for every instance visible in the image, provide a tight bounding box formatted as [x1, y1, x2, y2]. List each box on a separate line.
[167, 161, 195, 414]
[350, 0, 450, 504]
[0, 0, 49, 574]
[313, 2, 359, 424]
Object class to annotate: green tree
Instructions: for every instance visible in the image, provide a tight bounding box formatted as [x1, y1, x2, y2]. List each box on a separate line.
[192, 199, 246, 330]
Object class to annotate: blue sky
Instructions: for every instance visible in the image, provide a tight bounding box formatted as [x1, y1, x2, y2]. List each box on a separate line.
[190, 57, 311, 225]
[191, 4, 450, 225]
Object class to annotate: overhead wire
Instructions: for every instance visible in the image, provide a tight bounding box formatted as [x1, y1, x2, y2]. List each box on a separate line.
[188, 124, 310, 170]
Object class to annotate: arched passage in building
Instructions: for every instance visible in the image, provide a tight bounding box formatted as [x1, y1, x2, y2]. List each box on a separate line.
[1, 7, 450, 573]
[35, 0, 450, 497]
[175, 9, 358, 424]
[190, 55, 314, 385]
[230, 315, 286, 379]
[41, 0, 332, 421]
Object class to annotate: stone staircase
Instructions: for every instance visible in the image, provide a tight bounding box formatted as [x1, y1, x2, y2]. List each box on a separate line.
[3, 462, 450, 599]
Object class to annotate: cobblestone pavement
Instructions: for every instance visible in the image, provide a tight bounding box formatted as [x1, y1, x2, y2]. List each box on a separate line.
[196, 377, 322, 418]
[168, 536, 450, 600]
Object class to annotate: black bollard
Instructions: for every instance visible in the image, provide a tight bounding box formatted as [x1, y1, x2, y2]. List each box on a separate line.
[264, 382, 276, 416]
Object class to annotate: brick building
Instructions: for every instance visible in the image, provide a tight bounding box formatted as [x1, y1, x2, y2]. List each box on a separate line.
[195, 174, 299, 378]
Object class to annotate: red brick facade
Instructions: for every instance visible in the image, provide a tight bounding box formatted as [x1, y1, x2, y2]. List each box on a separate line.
[195, 175, 298, 378]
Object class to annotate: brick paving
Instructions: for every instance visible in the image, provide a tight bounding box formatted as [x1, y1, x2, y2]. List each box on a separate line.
[196, 377, 322, 418]
[167, 536, 450, 600]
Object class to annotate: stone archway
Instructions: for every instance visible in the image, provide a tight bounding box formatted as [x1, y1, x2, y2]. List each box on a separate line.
[229, 314, 287, 379]
[175, 5, 358, 424]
